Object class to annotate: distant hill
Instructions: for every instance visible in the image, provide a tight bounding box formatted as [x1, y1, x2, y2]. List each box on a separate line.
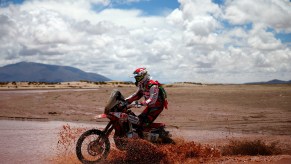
[0, 62, 111, 82]
[245, 79, 291, 84]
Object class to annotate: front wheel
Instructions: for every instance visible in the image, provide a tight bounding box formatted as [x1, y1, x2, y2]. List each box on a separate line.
[76, 129, 110, 164]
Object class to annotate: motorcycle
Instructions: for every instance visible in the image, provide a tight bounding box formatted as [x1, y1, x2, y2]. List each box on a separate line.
[76, 89, 174, 163]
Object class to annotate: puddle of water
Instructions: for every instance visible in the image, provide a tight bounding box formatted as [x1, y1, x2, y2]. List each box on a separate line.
[0, 89, 99, 94]
[0, 120, 100, 164]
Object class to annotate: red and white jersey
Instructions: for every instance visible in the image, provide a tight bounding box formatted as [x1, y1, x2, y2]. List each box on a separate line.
[125, 79, 163, 107]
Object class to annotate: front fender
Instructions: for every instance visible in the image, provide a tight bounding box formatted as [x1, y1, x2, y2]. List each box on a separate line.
[95, 114, 108, 119]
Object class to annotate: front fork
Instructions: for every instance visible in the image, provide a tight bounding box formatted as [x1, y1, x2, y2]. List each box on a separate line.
[93, 121, 114, 147]
[103, 121, 114, 137]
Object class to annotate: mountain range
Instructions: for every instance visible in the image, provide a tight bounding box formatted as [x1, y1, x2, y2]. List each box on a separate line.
[0, 62, 110, 82]
[1, 62, 290, 84]
[245, 79, 291, 84]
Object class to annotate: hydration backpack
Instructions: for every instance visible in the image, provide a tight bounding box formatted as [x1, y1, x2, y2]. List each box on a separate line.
[156, 81, 168, 109]
[158, 83, 167, 100]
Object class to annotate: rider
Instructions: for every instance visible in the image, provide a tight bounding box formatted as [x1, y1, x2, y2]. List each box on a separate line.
[125, 68, 168, 129]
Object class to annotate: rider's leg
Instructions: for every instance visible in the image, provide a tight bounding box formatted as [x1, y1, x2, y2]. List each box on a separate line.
[130, 106, 163, 137]
[138, 106, 164, 127]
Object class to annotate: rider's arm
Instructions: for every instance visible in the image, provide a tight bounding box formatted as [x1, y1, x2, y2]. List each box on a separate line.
[142, 84, 159, 106]
[125, 87, 143, 104]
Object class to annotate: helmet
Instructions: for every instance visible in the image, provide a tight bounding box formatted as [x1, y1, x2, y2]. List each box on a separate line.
[132, 68, 149, 86]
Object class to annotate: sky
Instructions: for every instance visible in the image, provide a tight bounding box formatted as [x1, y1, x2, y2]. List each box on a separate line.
[0, 0, 291, 83]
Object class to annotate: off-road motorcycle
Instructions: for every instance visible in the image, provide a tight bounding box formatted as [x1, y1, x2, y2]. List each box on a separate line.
[76, 89, 174, 163]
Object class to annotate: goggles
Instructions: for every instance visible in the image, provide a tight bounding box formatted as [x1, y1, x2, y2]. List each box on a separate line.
[134, 75, 144, 82]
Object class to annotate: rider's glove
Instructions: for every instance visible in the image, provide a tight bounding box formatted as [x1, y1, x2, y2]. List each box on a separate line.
[120, 101, 129, 112]
[140, 101, 147, 106]
[132, 101, 143, 108]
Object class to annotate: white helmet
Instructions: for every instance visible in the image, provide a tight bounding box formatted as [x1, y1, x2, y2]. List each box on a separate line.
[132, 68, 149, 86]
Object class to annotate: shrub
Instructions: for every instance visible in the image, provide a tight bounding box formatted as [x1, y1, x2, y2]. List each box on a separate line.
[222, 139, 281, 156]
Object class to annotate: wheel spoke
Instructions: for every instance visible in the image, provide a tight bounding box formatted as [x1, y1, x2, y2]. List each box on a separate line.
[76, 130, 110, 163]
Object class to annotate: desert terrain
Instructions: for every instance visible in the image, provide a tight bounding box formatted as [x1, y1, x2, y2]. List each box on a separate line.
[0, 82, 291, 163]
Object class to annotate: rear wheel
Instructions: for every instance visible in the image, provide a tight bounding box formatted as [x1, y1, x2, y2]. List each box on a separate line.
[159, 129, 175, 144]
[161, 136, 175, 144]
[76, 129, 110, 164]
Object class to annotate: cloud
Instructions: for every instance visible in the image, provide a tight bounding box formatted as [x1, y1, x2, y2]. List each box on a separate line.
[0, 0, 291, 83]
[224, 0, 291, 32]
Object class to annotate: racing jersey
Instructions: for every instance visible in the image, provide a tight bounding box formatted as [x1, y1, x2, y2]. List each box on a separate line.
[125, 79, 164, 108]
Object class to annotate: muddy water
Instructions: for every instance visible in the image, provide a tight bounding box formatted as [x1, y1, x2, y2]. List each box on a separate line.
[0, 120, 250, 164]
[0, 88, 99, 94]
[0, 120, 100, 164]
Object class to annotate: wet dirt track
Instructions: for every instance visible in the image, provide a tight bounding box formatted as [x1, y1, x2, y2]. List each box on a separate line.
[0, 120, 247, 163]
[0, 120, 97, 164]
[1, 120, 291, 164]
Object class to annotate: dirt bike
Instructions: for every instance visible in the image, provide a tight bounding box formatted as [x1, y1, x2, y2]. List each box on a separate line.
[76, 89, 174, 163]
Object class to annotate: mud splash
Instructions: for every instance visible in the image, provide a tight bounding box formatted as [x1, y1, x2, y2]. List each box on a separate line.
[54, 124, 290, 164]
[54, 124, 87, 163]
[57, 124, 85, 152]
[55, 124, 221, 164]
[106, 138, 221, 164]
